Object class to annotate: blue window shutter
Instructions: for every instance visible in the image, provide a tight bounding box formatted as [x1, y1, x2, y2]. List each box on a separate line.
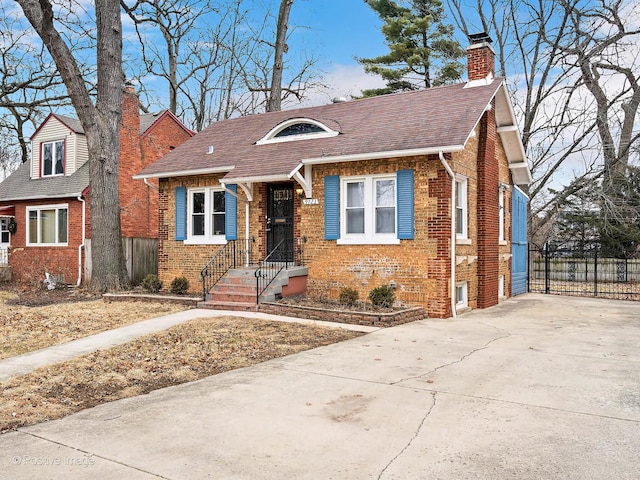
[397, 170, 414, 239]
[225, 184, 238, 240]
[175, 186, 187, 241]
[324, 175, 340, 240]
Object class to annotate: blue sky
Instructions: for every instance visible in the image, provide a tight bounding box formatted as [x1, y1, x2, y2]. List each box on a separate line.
[285, 0, 390, 102]
[290, 0, 387, 65]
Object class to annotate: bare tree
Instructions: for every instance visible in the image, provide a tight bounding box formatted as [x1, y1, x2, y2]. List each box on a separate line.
[447, 0, 640, 242]
[121, 0, 216, 115]
[266, 0, 293, 111]
[0, 137, 20, 181]
[0, 5, 73, 163]
[245, 0, 322, 113]
[16, 0, 129, 291]
[557, 0, 640, 193]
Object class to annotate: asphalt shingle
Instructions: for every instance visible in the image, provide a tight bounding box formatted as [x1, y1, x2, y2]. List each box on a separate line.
[136, 80, 503, 181]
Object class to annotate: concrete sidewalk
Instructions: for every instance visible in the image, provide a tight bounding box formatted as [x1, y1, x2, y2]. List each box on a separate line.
[0, 309, 377, 381]
[1, 293, 639, 479]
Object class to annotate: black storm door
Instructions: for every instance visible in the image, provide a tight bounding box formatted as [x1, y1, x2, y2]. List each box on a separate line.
[266, 184, 294, 262]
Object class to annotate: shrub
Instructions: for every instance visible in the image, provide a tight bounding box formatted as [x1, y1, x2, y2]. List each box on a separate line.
[141, 274, 162, 293]
[339, 287, 359, 306]
[368, 285, 395, 308]
[170, 276, 190, 295]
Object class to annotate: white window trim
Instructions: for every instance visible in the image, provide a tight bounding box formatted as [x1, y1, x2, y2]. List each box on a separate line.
[257, 118, 339, 145]
[337, 173, 400, 245]
[456, 281, 468, 309]
[41, 140, 65, 178]
[0, 218, 10, 245]
[26, 203, 69, 247]
[455, 175, 468, 240]
[184, 187, 227, 245]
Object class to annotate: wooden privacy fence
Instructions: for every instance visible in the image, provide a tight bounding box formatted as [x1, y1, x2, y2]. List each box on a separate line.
[85, 237, 158, 285]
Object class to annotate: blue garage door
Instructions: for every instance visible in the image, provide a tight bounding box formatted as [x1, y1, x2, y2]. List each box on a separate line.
[512, 187, 528, 296]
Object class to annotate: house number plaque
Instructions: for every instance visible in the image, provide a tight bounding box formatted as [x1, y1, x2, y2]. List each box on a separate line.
[302, 198, 319, 205]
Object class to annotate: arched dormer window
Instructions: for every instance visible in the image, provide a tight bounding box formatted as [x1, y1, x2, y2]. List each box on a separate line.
[256, 118, 339, 145]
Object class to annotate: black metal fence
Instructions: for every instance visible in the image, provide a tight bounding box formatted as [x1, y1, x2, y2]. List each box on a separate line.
[529, 243, 640, 300]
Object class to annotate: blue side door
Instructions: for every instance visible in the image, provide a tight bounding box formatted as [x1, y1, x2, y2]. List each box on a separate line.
[511, 187, 528, 296]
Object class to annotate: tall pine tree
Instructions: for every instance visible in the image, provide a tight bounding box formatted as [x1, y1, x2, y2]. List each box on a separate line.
[358, 0, 464, 97]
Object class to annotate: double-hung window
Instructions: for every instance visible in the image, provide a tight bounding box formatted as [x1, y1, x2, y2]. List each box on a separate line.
[41, 140, 65, 177]
[27, 205, 68, 245]
[455, 176, 468, 240]
[0, 219, 9, 243]
[187, 188, 226, 244]
[340, 174, 399, 244]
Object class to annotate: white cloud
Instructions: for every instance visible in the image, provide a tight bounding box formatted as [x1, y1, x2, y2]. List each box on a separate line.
[296, 63, 387, 107]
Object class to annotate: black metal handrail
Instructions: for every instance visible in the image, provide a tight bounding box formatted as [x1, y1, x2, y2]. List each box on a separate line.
[201, 238, 254, 298]
[254, 237, 305, 303]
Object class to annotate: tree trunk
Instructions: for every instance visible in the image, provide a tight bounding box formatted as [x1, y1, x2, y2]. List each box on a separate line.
[17, 0, 130, 291]
[267, 0, 293, 112]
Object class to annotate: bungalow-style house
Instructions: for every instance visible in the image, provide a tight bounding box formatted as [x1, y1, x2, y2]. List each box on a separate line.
[135, 36, 532, 318]
[0, 86, 194, 285]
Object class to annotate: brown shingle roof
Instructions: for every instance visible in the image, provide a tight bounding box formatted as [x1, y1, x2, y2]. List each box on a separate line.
[136, 80, 505, 181]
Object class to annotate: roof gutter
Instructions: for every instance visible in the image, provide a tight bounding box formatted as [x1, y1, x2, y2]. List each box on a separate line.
[301, 145, 465, 166]
[133, 166, 234, 180]
[439, 151, 457, 319]
[0, 192, 85, 202]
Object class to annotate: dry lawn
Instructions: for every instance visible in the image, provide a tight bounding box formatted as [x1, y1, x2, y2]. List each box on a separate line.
[0, 315, 361, 433]
[0, 288, 188, 359]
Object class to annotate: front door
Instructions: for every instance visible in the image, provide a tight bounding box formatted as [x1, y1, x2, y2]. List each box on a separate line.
[266, 184, 294, 262]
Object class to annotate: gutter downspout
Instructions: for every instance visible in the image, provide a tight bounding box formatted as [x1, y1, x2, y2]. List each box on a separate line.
[143, 177, 159, 191]
[439, 152, 457, 318]
[77, 195, 86, 287]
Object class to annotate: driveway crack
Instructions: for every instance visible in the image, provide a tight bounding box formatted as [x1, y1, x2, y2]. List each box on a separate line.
[392, 332, 511, 385]
[377, 392, 436, 479]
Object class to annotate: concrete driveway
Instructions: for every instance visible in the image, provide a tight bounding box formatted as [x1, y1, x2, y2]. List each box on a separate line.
[1, 293, 639, 479]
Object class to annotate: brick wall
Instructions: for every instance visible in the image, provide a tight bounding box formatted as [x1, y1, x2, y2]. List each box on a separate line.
[158, 174, 249, 292]
[8, 198, 84, 284]
[476, 107, 500, 308]
[301, 155, 452, 318]
[156, 128, 514, 317]
[118, 88, 143, 238]
[119, 92, 192, 239]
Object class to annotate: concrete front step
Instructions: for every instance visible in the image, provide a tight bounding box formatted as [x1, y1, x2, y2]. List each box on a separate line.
[207, 291, 257, 303]
[197, 300, 258, 312]
[212, 284, 257, 295]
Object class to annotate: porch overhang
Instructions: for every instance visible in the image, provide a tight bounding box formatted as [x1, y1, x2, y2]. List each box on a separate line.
[0, 205, 16, 217]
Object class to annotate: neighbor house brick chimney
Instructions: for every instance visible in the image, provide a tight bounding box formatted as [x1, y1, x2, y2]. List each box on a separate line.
[467, 32, 495, 81]
[119, 82, 143, 237]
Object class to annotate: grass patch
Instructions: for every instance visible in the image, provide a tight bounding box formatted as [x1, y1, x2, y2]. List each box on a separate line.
[0, 293, 187, 360]
[0, 316, 361, 433]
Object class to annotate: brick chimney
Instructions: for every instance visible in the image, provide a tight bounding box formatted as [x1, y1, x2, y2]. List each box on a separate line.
[467, 32, 495, 81]
[119, 82, 143, 237]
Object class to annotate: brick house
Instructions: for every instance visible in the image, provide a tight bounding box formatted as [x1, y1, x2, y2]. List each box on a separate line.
[0, 87, 194, 285]
[135, 37, 532, 318]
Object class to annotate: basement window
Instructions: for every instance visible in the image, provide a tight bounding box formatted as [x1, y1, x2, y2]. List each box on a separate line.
[456, 282, 468, 309]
